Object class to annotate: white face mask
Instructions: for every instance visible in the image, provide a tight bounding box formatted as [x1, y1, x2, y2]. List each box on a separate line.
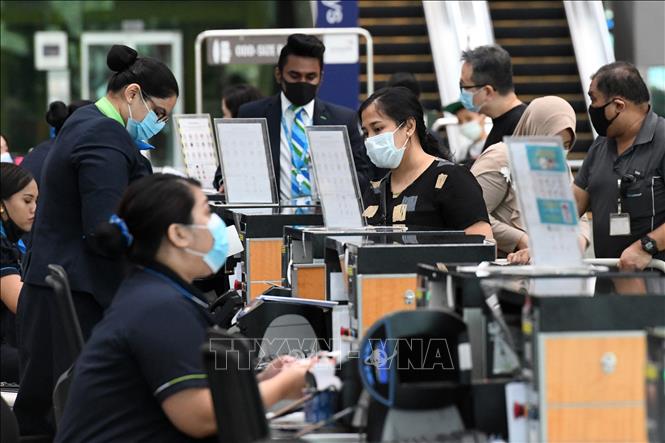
[364, 122, 410, 169]
[0, 152, 13, 163]
[459, 120, 482, 141]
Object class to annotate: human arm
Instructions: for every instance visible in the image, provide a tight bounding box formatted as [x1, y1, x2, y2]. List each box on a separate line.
[0, 274, 21, 313]
[162, 388, 217, 438]
[161, 355, 311, 438]
[473, 169, 526, 252]
[258, 358, 312, 408]
[619, 223, 665, 271]
[470, 146, 523, 250]
[464, 220, 493, 239]
[71, 134, 135, 246]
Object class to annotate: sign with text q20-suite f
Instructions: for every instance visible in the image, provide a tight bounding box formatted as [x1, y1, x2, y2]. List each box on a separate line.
[207, 36, 286, 65]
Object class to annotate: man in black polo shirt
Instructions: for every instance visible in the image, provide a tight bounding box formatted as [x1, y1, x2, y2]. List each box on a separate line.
[574, 61, 665, 270]
[458, 45, 527, 152]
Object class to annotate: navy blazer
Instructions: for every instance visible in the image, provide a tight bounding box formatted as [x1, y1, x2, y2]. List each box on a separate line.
[237, 95, 372, 195]
[21, 139, 54, 188]
[23, 104, 151, 308]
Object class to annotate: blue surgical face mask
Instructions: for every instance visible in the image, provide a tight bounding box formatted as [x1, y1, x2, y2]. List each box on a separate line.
[126, 93, 165, 142]
[460, 88, 482, 113]
[364, 122, 410, 169]
[184, 213, 229, 274]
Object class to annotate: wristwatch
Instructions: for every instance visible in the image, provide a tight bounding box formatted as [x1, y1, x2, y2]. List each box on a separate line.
[640, 235, 659, 255]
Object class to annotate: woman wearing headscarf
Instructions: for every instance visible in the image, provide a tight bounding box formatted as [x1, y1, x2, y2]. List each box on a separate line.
[470, 95, 590, 258]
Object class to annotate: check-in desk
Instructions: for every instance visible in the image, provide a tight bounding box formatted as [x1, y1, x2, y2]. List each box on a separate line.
[218, 206, 323, 301]
[417, 265, 665, 443]
[324, 233, 496, 337]
[283, 226, 447, 301]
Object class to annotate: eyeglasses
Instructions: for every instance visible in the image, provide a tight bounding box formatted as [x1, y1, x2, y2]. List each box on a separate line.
[142, 93, 169, 123]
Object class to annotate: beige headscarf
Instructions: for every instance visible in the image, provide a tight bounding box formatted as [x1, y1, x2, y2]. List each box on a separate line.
[512, 95, 577, 145]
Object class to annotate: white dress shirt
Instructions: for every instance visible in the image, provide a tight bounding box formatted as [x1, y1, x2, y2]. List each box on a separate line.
[279, 92, 315, 202]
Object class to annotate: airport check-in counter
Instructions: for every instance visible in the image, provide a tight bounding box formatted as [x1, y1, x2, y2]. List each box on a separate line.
[324, 233, 496, 338]
[416, 265, 665, 443]
[282, 226, 449, 301]
[217, 206, 323, 301]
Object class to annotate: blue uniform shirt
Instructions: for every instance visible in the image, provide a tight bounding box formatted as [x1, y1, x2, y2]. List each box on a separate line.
[23, 104, 152, 307]
[55, 263, 216, 443]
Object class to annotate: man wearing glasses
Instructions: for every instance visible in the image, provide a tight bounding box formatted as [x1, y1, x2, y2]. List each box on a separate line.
[459, 45, 526, 153]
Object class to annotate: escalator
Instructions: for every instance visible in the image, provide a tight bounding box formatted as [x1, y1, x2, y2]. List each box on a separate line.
[488, 0, 594, 152]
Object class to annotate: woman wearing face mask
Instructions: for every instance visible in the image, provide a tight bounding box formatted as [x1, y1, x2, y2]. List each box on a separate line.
[1, 164, 38, 383]
[14, 44, 179, 437]
[360, 87, 492, 237]
[55, 174, 311, 443]
[470, 95, 590, 259]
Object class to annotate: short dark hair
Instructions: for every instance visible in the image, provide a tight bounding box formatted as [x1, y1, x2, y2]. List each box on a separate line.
[94, 174, 200, 264]
[461, 45, 514, 95]
[387, 72, 421, 98]
[106, 44, 179, 99]
[222, 84, 263, 118]
[1, 163, 34, 200]
[591, 61, 650, 104]
[277, 34, 325, 72]
[358, 87, 451, 159]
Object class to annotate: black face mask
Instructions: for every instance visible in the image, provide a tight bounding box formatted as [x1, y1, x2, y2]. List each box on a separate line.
[281, 80, 318, 107]
[588, 100, 620, 137]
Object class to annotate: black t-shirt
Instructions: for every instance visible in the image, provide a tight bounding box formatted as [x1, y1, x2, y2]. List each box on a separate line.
[55, 263, 216, 443]
[362, 158, 490, 229]
[483, 103, 527, 151]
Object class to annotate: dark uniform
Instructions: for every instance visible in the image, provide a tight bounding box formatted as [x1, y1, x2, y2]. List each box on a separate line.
[362, 158, 490, 229]
[14, 98, 152, 435]
[55, 263, 215, 443]
[0, 221, 24, 384]
[20, 138, 54, 188]
[575, 110, 665, 259]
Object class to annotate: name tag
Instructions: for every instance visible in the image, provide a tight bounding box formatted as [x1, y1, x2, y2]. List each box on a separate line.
[435, 173, 448, 189]
[362, 205, 378, 218]
[609, 213, 631, 236]
[393, 204, 408, 222]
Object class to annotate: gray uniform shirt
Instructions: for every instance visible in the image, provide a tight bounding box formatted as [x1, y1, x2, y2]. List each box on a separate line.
[575, 110, 665, 259]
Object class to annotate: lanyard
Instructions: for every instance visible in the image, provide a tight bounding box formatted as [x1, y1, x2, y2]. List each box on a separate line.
[141, 267, 209, 309]
[616, 178, 623, 214]
[0, 222, 26, 254]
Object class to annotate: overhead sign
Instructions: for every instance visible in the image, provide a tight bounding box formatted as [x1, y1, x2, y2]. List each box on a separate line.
[207, 36, 286, 65]
[206, 33, 359, 66]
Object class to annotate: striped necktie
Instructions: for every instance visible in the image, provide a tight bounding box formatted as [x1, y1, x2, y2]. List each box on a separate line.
[289, 106, 312, 198]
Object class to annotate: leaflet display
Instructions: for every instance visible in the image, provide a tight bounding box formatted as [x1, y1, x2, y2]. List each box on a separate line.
[214, 118, 277, 204]
[306, 126, 364, 229]
[174, 114, 218, 189]
[506, 136, 582, 267]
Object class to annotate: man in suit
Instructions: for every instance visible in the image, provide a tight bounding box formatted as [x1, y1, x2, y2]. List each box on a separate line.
[237, 33, 372, 201]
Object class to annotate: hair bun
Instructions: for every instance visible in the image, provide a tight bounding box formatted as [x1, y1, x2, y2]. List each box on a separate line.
[107, 45, 138, 72]
[45, 101, 69, 130]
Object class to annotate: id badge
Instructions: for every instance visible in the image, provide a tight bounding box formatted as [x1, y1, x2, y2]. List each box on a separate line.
[609, 213, 631, 236]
